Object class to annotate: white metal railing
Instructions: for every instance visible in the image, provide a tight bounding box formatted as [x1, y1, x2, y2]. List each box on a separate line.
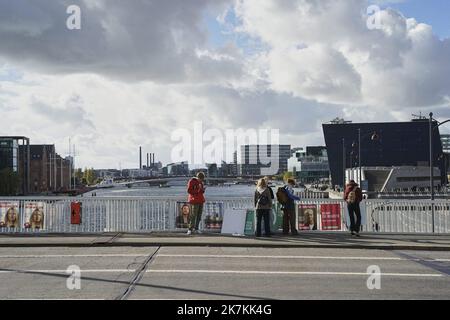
[0, 196, 448, 234]
[0, 196, 253, 234]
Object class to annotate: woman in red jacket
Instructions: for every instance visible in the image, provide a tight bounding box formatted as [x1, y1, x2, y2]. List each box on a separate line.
[186, 172, 206, 235]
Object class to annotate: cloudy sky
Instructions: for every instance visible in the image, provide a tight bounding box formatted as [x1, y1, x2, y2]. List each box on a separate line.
[0, 0, 449, 169]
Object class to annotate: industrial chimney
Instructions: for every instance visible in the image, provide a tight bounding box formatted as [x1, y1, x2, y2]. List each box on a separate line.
[139, 147, 142, 169]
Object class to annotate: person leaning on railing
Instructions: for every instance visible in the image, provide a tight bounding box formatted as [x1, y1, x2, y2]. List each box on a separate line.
[186, 172, 206, 235]
[254, 178, 273, 237]
[344, 180, 363, 237]
[280, 178, 300, 235]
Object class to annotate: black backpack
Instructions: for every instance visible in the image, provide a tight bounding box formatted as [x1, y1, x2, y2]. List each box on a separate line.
[258, 194, 270, 206]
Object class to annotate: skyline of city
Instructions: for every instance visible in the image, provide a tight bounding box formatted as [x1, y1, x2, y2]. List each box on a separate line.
[1, 0, 450, 169]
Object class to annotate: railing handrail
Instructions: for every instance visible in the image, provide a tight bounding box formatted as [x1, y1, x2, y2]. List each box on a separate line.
[0, 196, 254, 201]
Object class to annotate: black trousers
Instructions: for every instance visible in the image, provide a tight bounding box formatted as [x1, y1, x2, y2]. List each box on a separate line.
[347, 203, 362, 233]
[282, 208, 298, 234]
[256, 209, 271, 237]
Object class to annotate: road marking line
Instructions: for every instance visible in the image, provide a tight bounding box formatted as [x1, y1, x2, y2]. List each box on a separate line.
[156, 254, 450, 262]
[146, 269, 444, 277]
[0, 254, 147, 259]
[0, 269, 443, 277]
[0, 269, 135, 274]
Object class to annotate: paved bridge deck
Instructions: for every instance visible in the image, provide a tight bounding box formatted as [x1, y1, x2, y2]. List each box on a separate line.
[1, 232, 450, 250]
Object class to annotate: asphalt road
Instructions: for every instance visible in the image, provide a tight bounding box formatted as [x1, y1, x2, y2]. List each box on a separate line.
[0, 246, 449, 300]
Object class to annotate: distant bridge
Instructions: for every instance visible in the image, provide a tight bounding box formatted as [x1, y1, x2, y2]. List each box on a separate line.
[108, 176, 259, 188]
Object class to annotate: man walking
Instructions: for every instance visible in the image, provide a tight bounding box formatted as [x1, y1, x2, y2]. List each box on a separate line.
[344, 180, 363, 237]
[187, 172, 206, 235]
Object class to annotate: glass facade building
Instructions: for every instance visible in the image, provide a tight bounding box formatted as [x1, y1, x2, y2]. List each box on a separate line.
[0, 136, 30, 194]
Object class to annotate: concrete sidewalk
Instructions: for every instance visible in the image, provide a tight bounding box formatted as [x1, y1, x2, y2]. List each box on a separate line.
[1, 232, 450, 250]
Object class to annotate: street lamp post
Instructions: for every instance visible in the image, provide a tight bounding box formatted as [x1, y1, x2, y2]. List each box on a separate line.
[429, 113, 435, 201]
[429, 113, 450, 233]
[352, 130, 380, 189]
[430, 113, 435, 233]
[342, 138, 346, 190]
[358, 129, 362, 186]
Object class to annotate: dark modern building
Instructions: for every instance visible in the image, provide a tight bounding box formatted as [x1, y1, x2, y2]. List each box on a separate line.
[0, 136, 30, 195]
[323, 119, 447, 188]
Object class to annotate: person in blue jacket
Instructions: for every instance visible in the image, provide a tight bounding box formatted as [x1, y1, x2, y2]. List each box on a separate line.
[282, 178, 300, 235]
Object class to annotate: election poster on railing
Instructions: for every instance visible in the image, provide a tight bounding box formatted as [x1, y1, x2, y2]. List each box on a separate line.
[176, 202, 191, 229]
[244, 209, 255, 236]
[320, 204, 341, 231]
[243, 206, 282, 236]
[24, 202, 46, 230]
[0, 201, 20, 228]
[270, 203, 284, 232]
[70, 202, 82, 225]
[203, 202, 224, 232]
[298, 204, 318, 231]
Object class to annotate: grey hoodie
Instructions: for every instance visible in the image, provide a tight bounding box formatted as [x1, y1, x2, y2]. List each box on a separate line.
[254, 187, 273, 210]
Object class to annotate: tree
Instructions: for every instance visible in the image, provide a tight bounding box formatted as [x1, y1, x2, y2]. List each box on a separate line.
[283, 171, 294, 182]
[87, 168, 97, 185]
[82, 168, 96, 185]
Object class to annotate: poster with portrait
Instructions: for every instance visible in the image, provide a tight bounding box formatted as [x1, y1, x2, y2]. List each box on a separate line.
[203, 202, 224, 232]
[176, 202, 192, 229]
[24, 202, 46, 230]
[298, 204, 318, 231]
[320, 203, 342, 231]
[0, 201, 20, 228]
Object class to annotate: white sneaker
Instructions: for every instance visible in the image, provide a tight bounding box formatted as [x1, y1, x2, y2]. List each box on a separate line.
[186, 230, 192, 235]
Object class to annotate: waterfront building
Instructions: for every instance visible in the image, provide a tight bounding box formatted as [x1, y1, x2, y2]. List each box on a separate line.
[239, 144, 291, 176]
[323, 119, 447, 189]
[20, 145, 71, 193]
[166, 161, 189, 176]
[0, 136, 30, 195]
[345, 166, 441, 194]
[288, 146, 330, 184]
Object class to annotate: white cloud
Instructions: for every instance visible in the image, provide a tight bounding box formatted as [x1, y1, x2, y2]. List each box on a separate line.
[234, 0, 450, 109]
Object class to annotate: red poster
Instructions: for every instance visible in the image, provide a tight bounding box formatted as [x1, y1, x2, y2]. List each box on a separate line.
[70, 202, 82, 225]
[320, 204, 341, 231]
